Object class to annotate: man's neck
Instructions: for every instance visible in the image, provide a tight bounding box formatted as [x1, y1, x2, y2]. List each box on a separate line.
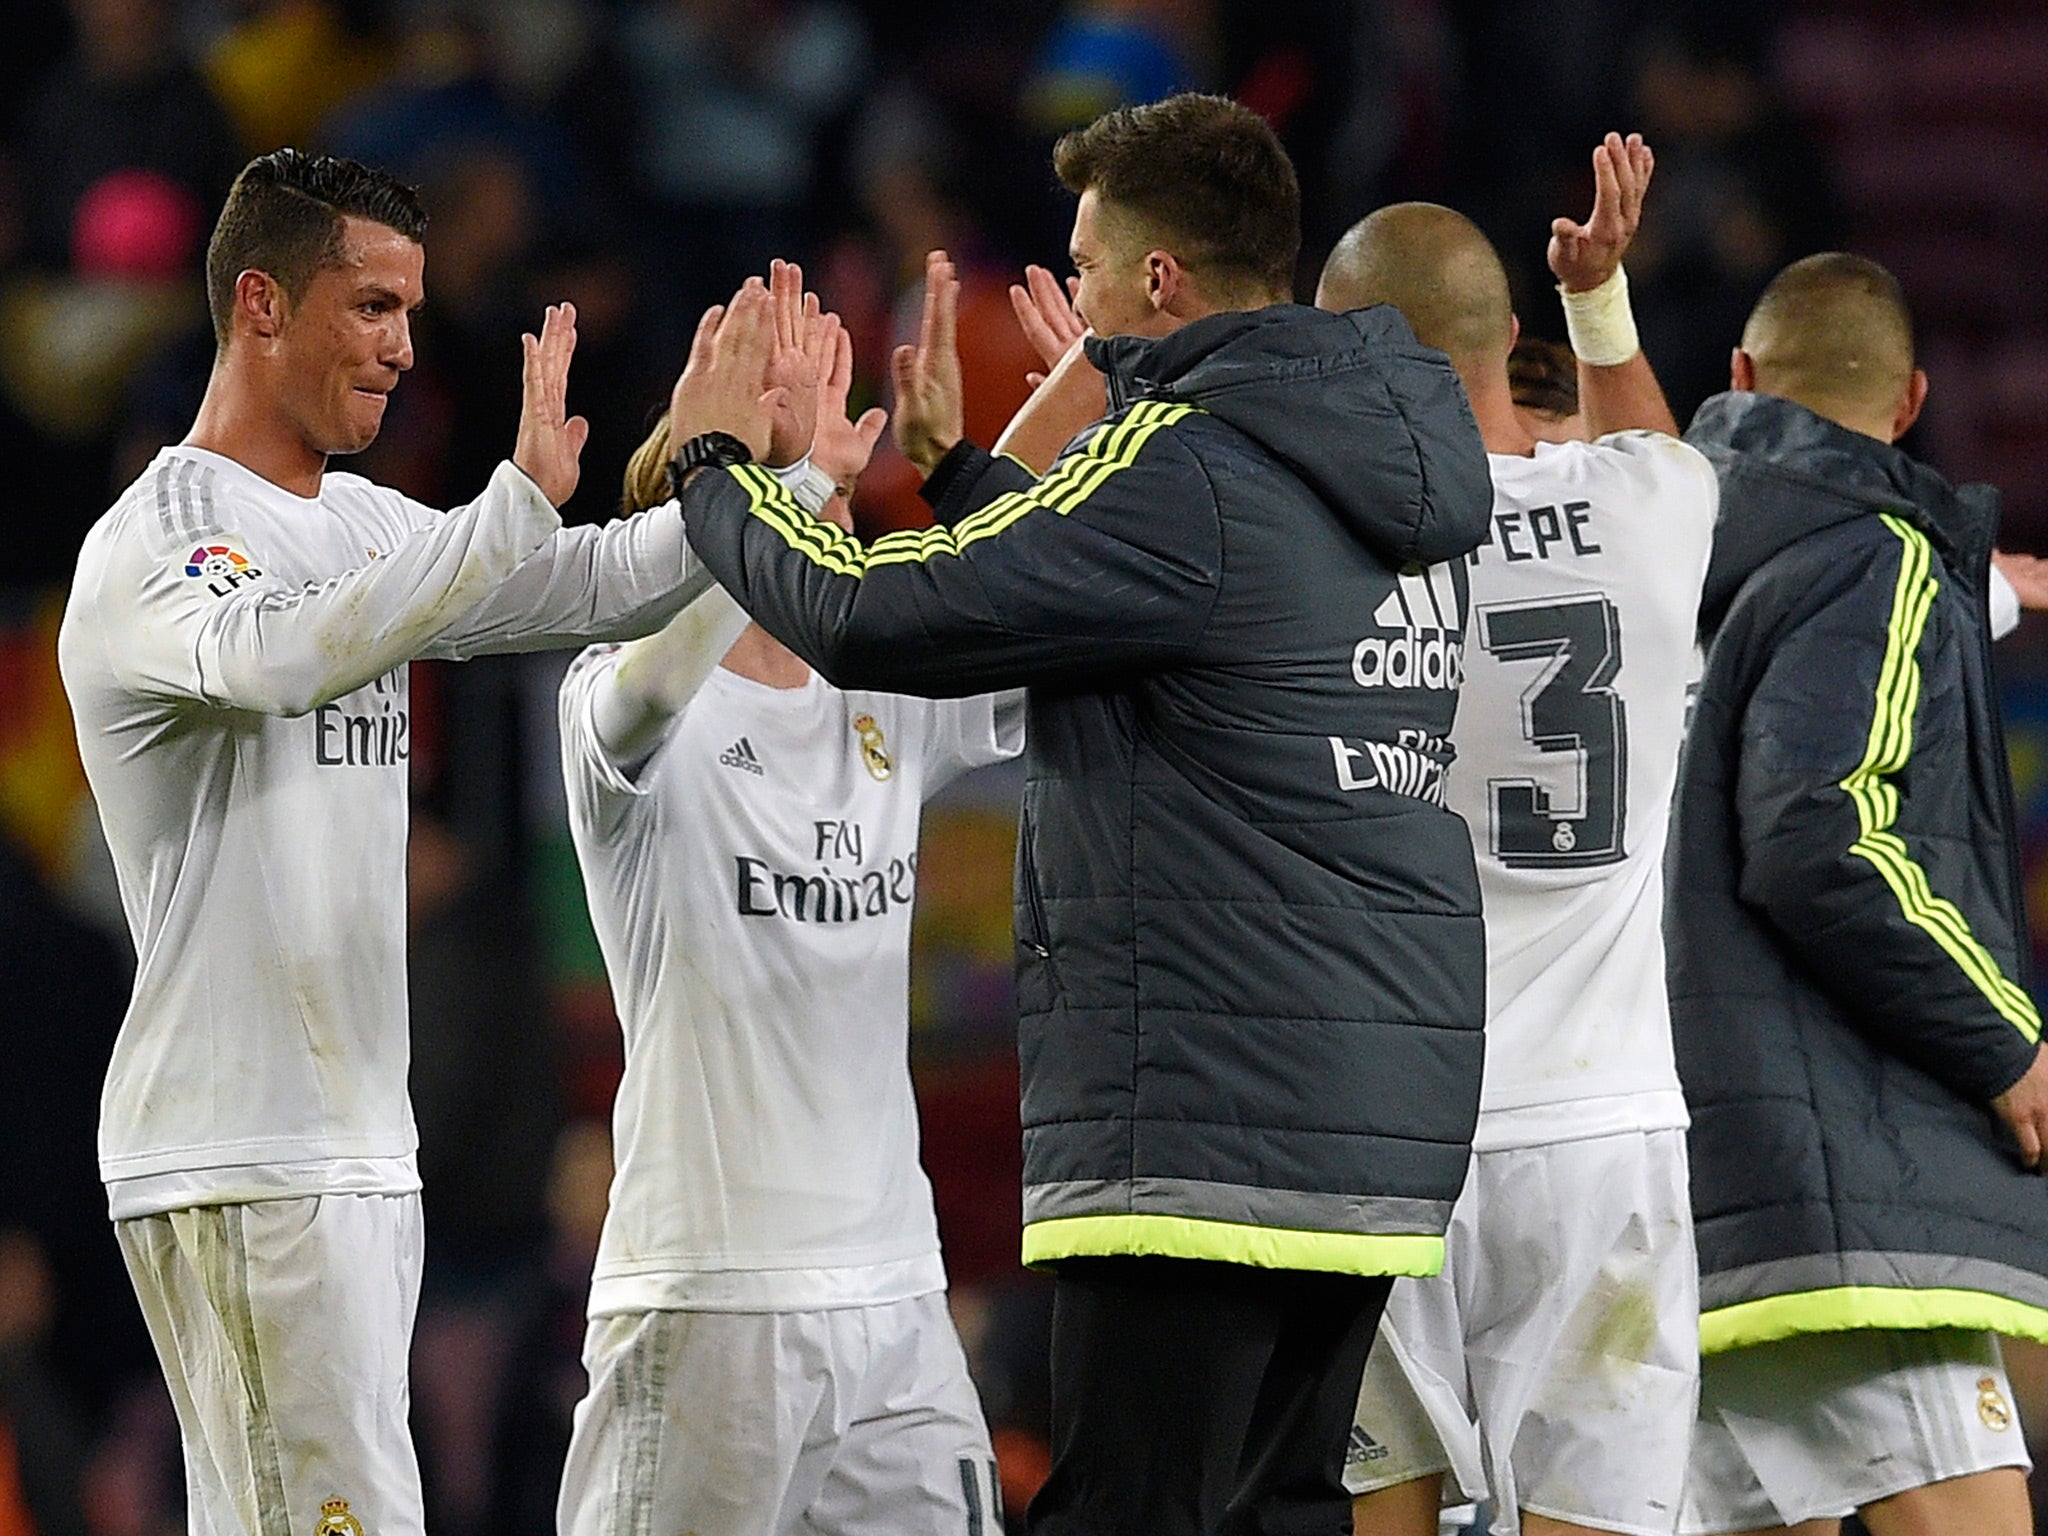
[1777, 394, 1896, 445]
[186, 362, 327, 498]
[719, 624, 812, 689]
[1464, 368, 1538, 457]
[1159, 287, 1288, 332]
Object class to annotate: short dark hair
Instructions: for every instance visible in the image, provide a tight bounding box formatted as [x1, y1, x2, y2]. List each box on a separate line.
[1741, 252, 1914, 419]
[1509, 336, 1580, 419]
[205, 149, 427, 346]
[1053, 93, 1300, 299]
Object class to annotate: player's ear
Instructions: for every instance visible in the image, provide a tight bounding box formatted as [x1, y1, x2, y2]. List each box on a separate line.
[1729, 347, 1756, 393]
[1508, 313, 1521, 351]
[236, 269, 289, 342]
[1145, 250, 1178, 313]
[1891, 368, 1929, 443]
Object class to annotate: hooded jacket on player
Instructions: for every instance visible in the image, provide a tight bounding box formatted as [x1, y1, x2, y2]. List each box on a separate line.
[1672, 390, 2048, 1352]
[680, 303, 1493, 1276]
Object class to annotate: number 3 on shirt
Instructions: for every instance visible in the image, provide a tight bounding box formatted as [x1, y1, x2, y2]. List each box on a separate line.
[1478, 593, 1628, 869]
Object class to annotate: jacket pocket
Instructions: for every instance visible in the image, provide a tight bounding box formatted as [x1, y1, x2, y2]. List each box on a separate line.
[1017, 829, 1065, 1006]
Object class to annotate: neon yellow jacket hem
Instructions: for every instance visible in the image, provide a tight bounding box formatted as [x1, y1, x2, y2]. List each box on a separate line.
[1701, 1285, 2048, 1355]
[1020, 1213, 1445, 1277]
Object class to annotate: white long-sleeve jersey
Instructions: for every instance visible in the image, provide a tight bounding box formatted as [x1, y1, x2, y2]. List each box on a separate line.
[1453, 432, 1718, 1152]
[61, 445, 703, 1218]
[560, 618, 1025, 1313]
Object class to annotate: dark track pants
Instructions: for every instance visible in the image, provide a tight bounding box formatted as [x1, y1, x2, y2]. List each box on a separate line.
[1027, 1256, 1393, 1536]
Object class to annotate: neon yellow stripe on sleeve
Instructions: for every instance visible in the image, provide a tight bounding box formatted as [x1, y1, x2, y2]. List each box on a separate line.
[1838, 513, 2041, 1043]
[720, 401, 1198, 576]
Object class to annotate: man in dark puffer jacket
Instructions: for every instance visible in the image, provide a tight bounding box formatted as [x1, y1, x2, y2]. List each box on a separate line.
[1672, 253, 2048, 1535]
[670, 95, 1493, 1536]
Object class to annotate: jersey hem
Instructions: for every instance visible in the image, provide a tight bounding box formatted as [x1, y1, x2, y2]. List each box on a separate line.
[587, 1252, 946, 1314]
[104, 1153, 421, 1220]
[1471, 1087, 1690, 1152]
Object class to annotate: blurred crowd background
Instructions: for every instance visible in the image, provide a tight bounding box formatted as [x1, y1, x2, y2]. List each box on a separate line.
[1, 0, 2046, 1532]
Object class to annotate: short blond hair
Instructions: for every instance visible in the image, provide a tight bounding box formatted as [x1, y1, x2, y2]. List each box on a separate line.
[623, 414, 671, 514]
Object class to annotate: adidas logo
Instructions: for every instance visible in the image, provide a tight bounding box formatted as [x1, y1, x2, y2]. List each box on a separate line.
[1353, 565, 1465, 691]
[1345, 1425, 1390, 1467]
[718, 737, 765, 775]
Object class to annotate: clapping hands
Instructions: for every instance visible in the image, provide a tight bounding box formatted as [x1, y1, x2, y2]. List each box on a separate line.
[996, 261, 1108, 476]
[1009, 264, 1088, 388]
[1549, 132, 1655, 294]
[892, 251, 965, 476]
[813, 324, 889, 496]
[667, 280, 783, 465]
[763, 260, 830, 470]
[513, 303, 591, 507]
[667, 261, 887, 502]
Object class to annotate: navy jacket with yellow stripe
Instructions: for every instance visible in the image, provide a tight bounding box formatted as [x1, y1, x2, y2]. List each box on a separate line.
[1673, 390, 2048, 1353]
[679, 303, 1494, 1276]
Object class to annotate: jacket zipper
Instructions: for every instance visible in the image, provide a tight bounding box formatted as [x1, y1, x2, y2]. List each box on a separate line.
[1020, 832, 1053, 957]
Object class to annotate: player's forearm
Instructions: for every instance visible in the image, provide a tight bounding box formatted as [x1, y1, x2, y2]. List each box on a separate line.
[198, 460, 559, 716]
[993, 344, 1107, 476]
[1560, 266, 1679, 439]
[424, 495, 702, 658]
[1577, 352, 1680, 439]
[592, 582, 751, 761]
[682, 462, 1037, 694]
[431, 451, 847, 659]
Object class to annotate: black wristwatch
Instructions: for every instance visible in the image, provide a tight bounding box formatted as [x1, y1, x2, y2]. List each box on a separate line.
[665, 431, 754, 499]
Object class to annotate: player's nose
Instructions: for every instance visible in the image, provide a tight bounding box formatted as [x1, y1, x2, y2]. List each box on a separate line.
[386, 313, 415, 373]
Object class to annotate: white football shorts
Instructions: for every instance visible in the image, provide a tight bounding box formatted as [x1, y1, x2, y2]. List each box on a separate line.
[116, 1192, 426, 1536]
[1681, 1327, 2031, 1532]
[1348, 1127, 1698, 1536]
[558, 1291, 999, 1536]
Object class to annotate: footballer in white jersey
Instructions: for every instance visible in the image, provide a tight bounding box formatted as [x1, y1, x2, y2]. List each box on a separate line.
[1344, 432, 1714, 1531]
[1456, 432, 1714, 1151]
[553, 365, 1023, 1536]
[1322, 153, 1714, 1536]
[68, 447, 700, 1215]
[59, 152, 708, 1536]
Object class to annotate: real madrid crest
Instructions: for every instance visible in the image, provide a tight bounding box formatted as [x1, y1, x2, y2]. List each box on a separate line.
[852, 714, 892, 782]
[316, 1498, 365, 1536]
[1978, 1375, 2013, 1431]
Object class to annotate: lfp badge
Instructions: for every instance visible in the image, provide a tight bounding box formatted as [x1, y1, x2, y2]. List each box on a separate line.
[185, 544, 262, 596]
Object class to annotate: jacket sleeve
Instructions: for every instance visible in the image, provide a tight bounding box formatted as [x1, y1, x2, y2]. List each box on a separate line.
[677, 401, 1222, 696]
[101, 460, 559, 717]
[918, 441, 1038, 526]
[1735, 513, 2042, 1101]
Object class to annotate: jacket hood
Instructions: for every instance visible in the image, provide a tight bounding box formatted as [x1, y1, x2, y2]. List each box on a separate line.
[1087, 304, 1491, 565]
[1686, 391, 1999, 627]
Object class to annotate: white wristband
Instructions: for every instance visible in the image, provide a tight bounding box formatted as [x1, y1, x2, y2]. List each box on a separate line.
[770, 454, 838, 516]
[1559, 265, 1640, 368]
